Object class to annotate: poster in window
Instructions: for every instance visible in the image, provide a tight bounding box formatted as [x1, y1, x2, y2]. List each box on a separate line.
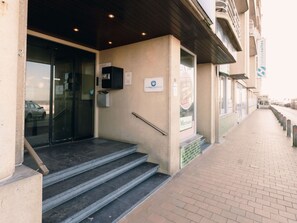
[180, 65, 194, 131]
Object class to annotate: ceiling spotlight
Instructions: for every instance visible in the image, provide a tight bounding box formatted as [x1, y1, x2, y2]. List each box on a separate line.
[108, 14, 115, 19]
[141, 32, 147, 36]
[108, 41, 113, 45]
[73, 28, 79, 32]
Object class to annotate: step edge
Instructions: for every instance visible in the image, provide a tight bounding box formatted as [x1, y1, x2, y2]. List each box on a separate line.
[42, 155, 148, 213]
[60, 165, 158, 223]
[113, 174, 171, 223]
[43, 146, 137, 188]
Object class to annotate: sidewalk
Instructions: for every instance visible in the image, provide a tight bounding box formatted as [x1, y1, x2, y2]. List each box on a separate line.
[119, 109, 297, 223]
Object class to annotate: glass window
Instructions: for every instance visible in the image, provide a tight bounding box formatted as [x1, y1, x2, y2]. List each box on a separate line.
[220, 76, 226, 114]
[227, 78, 233, 113]
[180, 49, 196, 142]
[219, 76, 233, 115]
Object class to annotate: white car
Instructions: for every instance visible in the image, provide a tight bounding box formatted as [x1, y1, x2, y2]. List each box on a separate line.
[25, 101, 46, 121]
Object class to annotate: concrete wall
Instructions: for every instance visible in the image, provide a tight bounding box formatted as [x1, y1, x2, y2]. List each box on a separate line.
[219, 113, 237, 137]
[248, 90, 257, 114]
[16, 0, 28, 166]
[0, 1, 42, 222]
[98, 36, 180, 175]
[0, 166, 42, 223]
[0, 0, 19, 180]
[197, 64, 216, 143]
[246, 55, 257, 88]
[230, 11, 250, 76]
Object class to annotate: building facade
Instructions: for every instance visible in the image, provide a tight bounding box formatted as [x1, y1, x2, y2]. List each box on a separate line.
[0, 0, 263, 222]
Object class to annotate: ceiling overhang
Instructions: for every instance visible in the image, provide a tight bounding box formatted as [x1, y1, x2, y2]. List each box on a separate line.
[27, 0, 235, 64]
[216, 13, 242, 51]
[229, 73, 249, 80]
[247, 86, 256, 89]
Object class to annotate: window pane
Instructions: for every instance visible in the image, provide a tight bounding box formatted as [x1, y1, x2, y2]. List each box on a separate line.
[220, 76, 226, 114]
[227, 78, 233, 113]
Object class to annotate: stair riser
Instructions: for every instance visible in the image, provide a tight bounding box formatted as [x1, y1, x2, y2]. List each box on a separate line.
[61, 166, 158, 223]
[43, 147, 137, 188]
[42, 155, 148, 213]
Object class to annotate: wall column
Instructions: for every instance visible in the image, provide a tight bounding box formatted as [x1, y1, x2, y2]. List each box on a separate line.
[0, 0, 20, 180]
[197, 63, 216, 144]
[0, 2, 43, 222]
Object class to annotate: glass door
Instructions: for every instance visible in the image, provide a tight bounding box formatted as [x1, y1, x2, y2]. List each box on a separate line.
[25, 36, 95, 147]
[52, 47, 74, 143]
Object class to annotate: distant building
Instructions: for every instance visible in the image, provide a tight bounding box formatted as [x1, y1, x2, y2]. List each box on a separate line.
[291, 98, 297, 109]
[258, 95, 270, 108]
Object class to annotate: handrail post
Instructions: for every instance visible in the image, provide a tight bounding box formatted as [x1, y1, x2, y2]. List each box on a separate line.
[293, 125, 297, 147]
[283, 117, 287, 131]
[287, 119, 292, 137]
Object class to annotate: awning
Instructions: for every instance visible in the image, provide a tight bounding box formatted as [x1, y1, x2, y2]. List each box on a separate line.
[28, 0, 236, 64]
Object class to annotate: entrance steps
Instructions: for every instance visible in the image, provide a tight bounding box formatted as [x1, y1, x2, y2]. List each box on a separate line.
[24, 138, 170, 223]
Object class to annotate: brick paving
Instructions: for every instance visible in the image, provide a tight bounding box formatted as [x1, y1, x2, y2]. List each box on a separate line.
[119, 109, 297, 223]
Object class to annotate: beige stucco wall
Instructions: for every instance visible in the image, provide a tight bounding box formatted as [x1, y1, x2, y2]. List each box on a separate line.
[197, 63, 216, 143]
[0, 166, 42, 223]
[248, 90, 257, 114]
[0, 2, 43, 222]
[230, 11, 250, 76]
[219, 113, 237, 137]
[246, 55, 257, 88]
[98, 36, 180, 175]
[0, 0, 19, 179]
[168, 37, 181, 174]
[16, 0, 28, 166]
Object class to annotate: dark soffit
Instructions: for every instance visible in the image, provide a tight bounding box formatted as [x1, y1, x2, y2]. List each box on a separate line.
[27, 0, 235, 64]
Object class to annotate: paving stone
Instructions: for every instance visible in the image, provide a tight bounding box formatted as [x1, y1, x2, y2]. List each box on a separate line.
[119, 110, 297, 223]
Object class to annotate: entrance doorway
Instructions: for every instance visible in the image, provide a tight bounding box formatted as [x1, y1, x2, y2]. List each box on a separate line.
[25, 36, 95, 147]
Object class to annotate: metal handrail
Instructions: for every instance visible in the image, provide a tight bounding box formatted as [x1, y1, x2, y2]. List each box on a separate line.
[216, 0, 241, 39]
[132, 112, 168, 136]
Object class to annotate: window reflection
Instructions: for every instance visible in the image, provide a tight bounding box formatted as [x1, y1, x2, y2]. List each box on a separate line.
[25, 53, 50, 146]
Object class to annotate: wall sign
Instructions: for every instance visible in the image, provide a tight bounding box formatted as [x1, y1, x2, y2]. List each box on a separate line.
[124, 72, 132, 85]
[144, 77, 164, 92]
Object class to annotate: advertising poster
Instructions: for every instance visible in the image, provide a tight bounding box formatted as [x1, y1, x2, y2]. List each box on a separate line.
[180, 65, 194, 131]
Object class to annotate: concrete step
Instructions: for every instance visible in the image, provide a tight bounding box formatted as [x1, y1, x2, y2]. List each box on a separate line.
[43, 143, 137, 188]
[42, 163, 159, 223]
[81, 173, 170, 223]
[42, 153, 148, 213]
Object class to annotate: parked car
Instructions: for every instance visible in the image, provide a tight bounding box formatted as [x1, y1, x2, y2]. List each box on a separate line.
[25, 101, 46, 121]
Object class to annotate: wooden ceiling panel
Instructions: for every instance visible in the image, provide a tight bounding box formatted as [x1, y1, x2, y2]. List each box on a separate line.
[28, 0, 235, 64]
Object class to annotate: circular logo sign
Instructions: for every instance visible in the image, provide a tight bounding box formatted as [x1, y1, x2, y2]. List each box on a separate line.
[151, 80, 157, 87]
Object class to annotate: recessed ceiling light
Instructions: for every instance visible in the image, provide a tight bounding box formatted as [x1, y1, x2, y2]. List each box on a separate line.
[108, 41, 113, 45]
[73, 28, 79, 32]
[141, 32, 147, 36]
[108, 14, 115, 19]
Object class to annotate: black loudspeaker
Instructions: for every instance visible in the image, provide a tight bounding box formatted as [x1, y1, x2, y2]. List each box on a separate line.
[102, 66, 123, 89]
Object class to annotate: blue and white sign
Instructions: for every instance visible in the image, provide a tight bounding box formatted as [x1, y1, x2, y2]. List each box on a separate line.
[144, 77, 164, 92]
[257, 38, 266, 78]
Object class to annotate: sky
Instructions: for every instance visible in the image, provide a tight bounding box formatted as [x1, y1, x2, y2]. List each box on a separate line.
[261, 0, 297, 101]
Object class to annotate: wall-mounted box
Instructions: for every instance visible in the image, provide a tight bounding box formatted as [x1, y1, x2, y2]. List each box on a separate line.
[98, 91, 110, 107]
[102, 66, 124, 89]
